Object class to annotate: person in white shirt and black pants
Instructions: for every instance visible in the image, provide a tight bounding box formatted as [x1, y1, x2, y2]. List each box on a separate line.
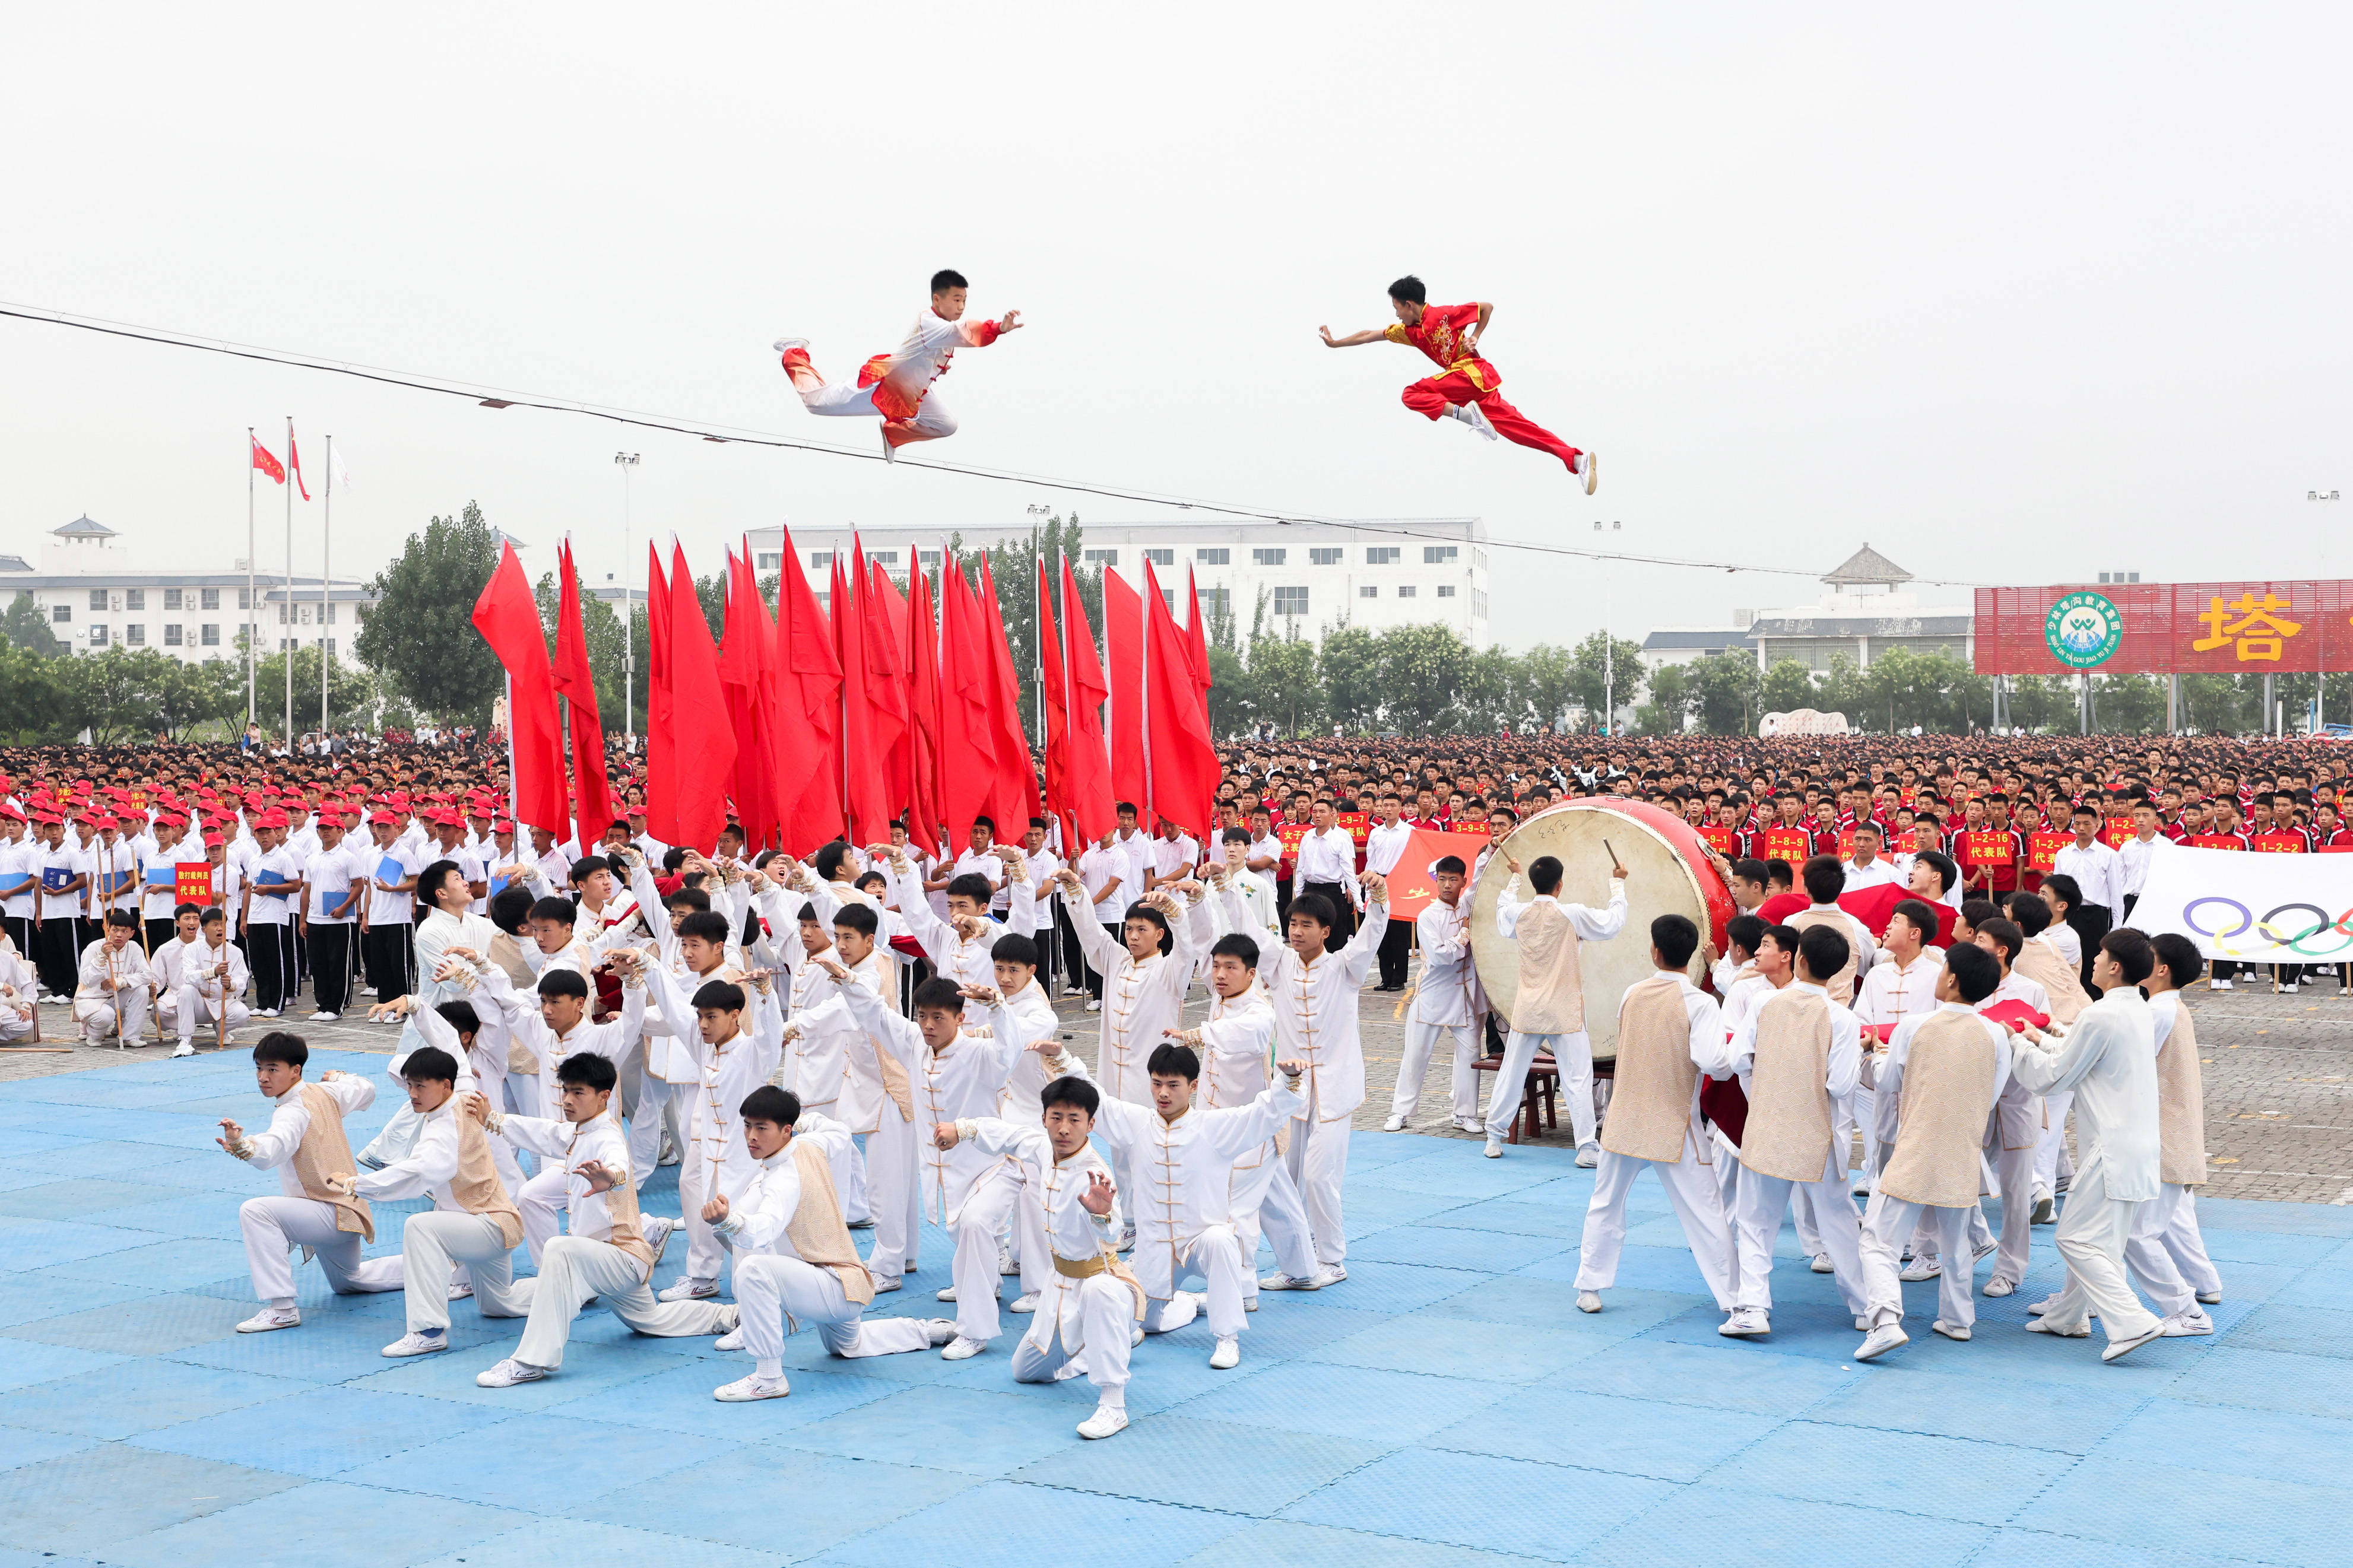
[303, 813, 364, 1021]
[1363, 796, 1416, 990]
[1293, 802, 1361, 954]
[2052, 805, 2123, 998]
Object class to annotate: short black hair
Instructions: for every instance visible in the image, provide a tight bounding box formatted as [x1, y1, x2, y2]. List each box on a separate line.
[402, 1046, 459, 1085]
[200, 906, 227, 927]
[1890, 898, 1941, 943]
[1796, 923, 1850, 983]
[436, 1000, 481, 1038]
[2101, 927, 2155, 985]
[529, 896, 575, 925]
[1288, 892, 1334, 931]
[1124, 900, 1174, 953]
[1726, 912, 1765, 959]
[912, 977, 966, 1014]
[2043, 872, 2082, 913]
[832, 903, 879, 937]
[740, 1085, 799, 1126]
[1943, 939, 1999, 1004]
[569, 854, 611, 884]
[490, 885, 535, 935]
[931, 268, 969, 293]
[557, 1051, 617, 1092]
[797, 901, 821, 924]
[173, 901, 203, 921]
[1528, 855, 1563, 896]
[1433, 855, 1466, 875]
[1210, 932, 1260, 969]
[1042, 1074, 1099, 1116]
[972, 814, 995, 834]
[814, 841, 852, 882]
[1959, 899, 2002, 932]
[417, 858, 468, 910]
[2151, 932, 2202, 989]
[105, 909, 138, 931]
[252, 1031, 307, 1068]
[1801, 855, 1844, 905]
[946, 872, 996, 905]
[667, 887, 711, 914]
[2003, 892, 2051, 937]
[693, 980, 747, 1012]
[537, 968, 590, 1001]
[677, 910, 731, 945]
[1913, 850, 1958, 897]
[992, 932, 1039, 969]
[1977, 916, 2024, 967]
[1148, 1042, 1200, 1081]
[1651, 913, 1699, 969]
[1388, 274, 1427, 304]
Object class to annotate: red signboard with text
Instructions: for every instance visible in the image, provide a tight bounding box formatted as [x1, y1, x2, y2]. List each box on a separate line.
[1975, 580, 2353, 675]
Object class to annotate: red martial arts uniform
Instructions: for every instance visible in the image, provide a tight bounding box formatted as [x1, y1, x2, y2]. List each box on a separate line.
[1384, 303, 1583, 472]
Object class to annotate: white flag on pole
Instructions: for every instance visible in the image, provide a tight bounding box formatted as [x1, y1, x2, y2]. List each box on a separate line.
[331, 445, 353, 491]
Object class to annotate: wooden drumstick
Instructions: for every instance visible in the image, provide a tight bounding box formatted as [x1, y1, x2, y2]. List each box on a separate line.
[1601, 838, 1628, 879]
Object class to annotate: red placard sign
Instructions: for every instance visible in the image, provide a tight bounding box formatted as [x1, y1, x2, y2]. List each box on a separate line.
[2027, 832, 2069, 874]
[2253, 833, 2307, 854]
[1960, 831, 2013, 868]
[2101, 817, 2134, 849]
[2190, 834, 2245, 851]
[1761, 828, 1811, 864]
[1698, 826, 1736, 855]
[175, 864, 214, 903]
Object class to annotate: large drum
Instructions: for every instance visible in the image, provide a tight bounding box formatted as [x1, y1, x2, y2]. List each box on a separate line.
[1470, 798, 1735, 1062]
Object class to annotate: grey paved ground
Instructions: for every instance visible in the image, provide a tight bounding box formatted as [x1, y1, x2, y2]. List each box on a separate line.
[11, 965, 2347, 1204]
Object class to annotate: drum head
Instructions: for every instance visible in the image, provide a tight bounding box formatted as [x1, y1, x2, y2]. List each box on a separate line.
[1470, 799, 1732, 1061]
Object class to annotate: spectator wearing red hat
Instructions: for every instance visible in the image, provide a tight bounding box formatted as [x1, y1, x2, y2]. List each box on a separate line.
[243, 815, 305, 1018]
[303, 814, 368, 1022]
[33, 814, 90, 1001]
[362, 812, 421, 1004]
[0, 804, 37, 962]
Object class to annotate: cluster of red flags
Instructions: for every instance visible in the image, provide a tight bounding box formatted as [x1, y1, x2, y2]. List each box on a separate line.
[470, 532, 1221, 856]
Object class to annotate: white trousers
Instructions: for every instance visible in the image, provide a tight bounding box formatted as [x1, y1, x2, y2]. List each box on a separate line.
[516, 1166, 570, 1267]
[1848, 1084, 1881, 1180]
[513, 1235, 730, 1369]
[237, 1195, 403, 1308]
[164, 985, 249, 1042]
[677, 1147, 757, 1289]
[950, 1161, 1026, 1344]
[1294, 1113, 1352, 1266]
[732, 1253, 933, 1376]
[1486, 1029, 1596, 1148]
[2126, 1182, 2221, 1317]
[1985, 1142, 2035, 1286]
[1859, 1191, 1977, 1330]
[1733, 1165, 1867, 1314]
[623, 1064, 676, 1190]
[800, 378, 958, 439]
[75, 989, 151, 1042]
[1392, 1019, 1480, 1123]
[1577, 1135, 1736, 1311]
[1136, 1225, 1249, 1338]
[2037, 1163, 2163, 1344]
[1011, 1274, 1133, 1402]
[863, 1107, 921, 1283]
[398, 1211, 531, 1334]
[2033, 1091, 2075, 1199]
[1233, 1150, 1319, 1287]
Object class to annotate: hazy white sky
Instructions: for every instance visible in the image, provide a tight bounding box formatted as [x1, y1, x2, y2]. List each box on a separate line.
[6, 3, 2346, 647]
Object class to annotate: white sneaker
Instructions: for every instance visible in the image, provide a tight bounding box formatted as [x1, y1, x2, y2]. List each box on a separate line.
[1850, 1179, 1873, 1199]
[172, 1040, 195, 1058]
[475, 1357, 548, 1388]
[2195, 1289, 2223, 1304]
[2281, 981, 2300, 994]
[1381, 1114, 1407, 1132]
[1899, 1257, 1943, 1282]
[1855, 1322, 1908, 1361]
[658, 1132, 680, 1167]
[1720, 1308, 1769, 1337]
[1313, 1265, 1347, 1287]
[2101, 1322, 2165, 1362]
[713, 1329, 744, 1351]
[446, 1280, 474, 1301]
[2210, 977, 2233, 991]
[773, 337, 810, 354]
[1451, 1116, 1483, 1133]
[380, 1329, 448, 1357]
[311, 1011, 340, 1023]
[1483, 1137, 1504, 1158]
[1077, 1403, 1130, 1439]
[642, 1217, 677, 1259]
[1983, 1277, 2017, 1298]
[2024, 1317, 2089, 1338]
[1931, 1320, 1971, 1341]
[1577, 450, 1599, 495]
[1258, 1269, 1324, 1291]
[1574, 1144, 1599, 1169]
[937, 1285, 959, 1302]
[1454, 402, 1501, 441]
[254, 1007, 280, 1018]
[658, 1278, 718, 1302]
[1210, 1335, 1241, 1370]
[1576, 1291, 1602, 1314]
[2025, 1293, 2062, 1316]
[1009, 1292, 1039, 1313]
[871, 1275, 902, 1294]
[1809, 1255, 1834, 1274]
[941, 1335, 988, 1361]
[1085, 999, 1101, 1012]
[1972, 1239, 1999, 1264]
[714, 1373, 791, 1401]
[999, 1251, 1020, 1277]
[2161, 1310, 2215, 1337]
[236, 1307, 300, 1333]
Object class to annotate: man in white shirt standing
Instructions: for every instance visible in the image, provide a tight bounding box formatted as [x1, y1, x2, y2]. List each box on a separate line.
[1074, 830, 1131, 1011]
[1362, 793, 1416, 991]
[1385, 854, 1480, 1132]
[2116, 800, 2171, 926]
[1487, 852, 1625, 1165]
[302, 811, 365, 1023]
[1291, 799, 1362, 953]
[2051, 804, 2124, 995]
[1840, 821, 1901, 892]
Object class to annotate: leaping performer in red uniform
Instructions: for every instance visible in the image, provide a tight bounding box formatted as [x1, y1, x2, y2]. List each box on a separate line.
[776, 269, 1022, 461]
[1320, 275, 1594, 494]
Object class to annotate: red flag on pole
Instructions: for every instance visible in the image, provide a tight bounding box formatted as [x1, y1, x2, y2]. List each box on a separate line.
[902, 554, 943, 857]
[773, 529, 842, 852]
[286, 428, 311, 502]
[1039, 558, 1068, 843]
[553, 541, 615, 846]
[978, 556, 1042, 834]
[865, 554, 912, 839]
[667, 542, 737, 852]
[1143, 558, 1217, 840]
[1184, 566, 1212, 699]
[836, 543, 889, 846]
[1058, 555, 1117, 848]
[719, 548, 781, 852]
[470, 541, 567, 834]
[937, 559, 1001, 848]
[1101, 567, 1147, 815]
[249, 436, 286, 485]
[645, 542, 678, 843]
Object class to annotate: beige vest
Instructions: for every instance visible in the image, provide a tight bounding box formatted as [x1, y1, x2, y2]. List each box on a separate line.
[2013, 940, 2089, 1026]
[2156, 1001, 2206, 1186]
[1788, 909, 1858, 1004]
[451, 1112, 524, 1249]
[488, 934, 541, 1076]
[1739, 988, 1837, 1182]
[1601, 974, 1704, 1164]
[597, 1160, 658, 1275]
[287, 1082, 374, 1242]
[1511, 900, 1584, 1034]
[1879, 1011, 2001, 1208]
[784, 1138, 876, 1306]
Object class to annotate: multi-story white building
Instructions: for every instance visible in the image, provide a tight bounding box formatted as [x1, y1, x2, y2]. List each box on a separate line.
[743, 517, 1492, 648]
[0, 515, 378, 663]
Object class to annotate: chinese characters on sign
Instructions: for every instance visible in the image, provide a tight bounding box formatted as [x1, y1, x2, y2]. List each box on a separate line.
[2191, 593, 2302, 663]
[1975, 580, 2353, 676]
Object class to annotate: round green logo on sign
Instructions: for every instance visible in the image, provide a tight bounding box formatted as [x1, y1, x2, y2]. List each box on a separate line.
[2044, 591, 2124, 669]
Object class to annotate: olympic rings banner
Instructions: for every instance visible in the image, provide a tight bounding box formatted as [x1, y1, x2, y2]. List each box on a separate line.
[2130, 845, 2353, 963]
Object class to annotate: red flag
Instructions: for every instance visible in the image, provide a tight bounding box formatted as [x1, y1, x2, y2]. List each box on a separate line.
[250, 436, 286, 485]
[937, 560, 1001, 848]
[1142, 558, 1217, 840]
[865, 554, 912, 839]
[1038, 558, 1068, 844]
[1057, 554, 1117, 848]
[1835, 882, 1955, 948]
[772, 529, 842, 852]
[1101, 567, 1147, 815]
[836, 544, 889, 845]
[470, 541, 567, 834]
[645, 542, 677, 843]
[719, 548, 781, 852]
[1383, 829, 1496, 919]
[902, 554, 943, 857]
[286, 428, 311, 502]
[1184, 566, 1210, 691]
[667, 542, 737, 852]
[978, 556, 1042, 835]
[553, 542, 615, 846]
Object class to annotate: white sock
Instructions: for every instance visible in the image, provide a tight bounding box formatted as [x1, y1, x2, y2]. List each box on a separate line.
[756, 1357, 784, 1378]
[1096, 1384, 1126, 1410]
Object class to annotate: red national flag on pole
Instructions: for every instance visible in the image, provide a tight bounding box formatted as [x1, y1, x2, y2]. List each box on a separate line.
[645, 542, 678, 843]
[1101, 567, 1147, 815]
[773, 528, 842, 852]
[978, 556, 1042, 834]
[250, 436, 286, 485]
[1142, 558, 1216, 840]
[553, 541, 615, 846]
[286, 428, 311, 501]
[902, 554, 943, 856]
[1058, 554, 1117, 848]
[666, 542, 737, 852]
[471, 541, 567, 834]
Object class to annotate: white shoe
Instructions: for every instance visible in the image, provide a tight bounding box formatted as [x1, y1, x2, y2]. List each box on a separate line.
[713, 1329, 744, 1351]
[381, 1330, 448, 1357]
[1850, 1179, 1873, 1199]
[1483, 1137, 1503, 1158]
[2281, 982, 2300, 994]
[2210, 977, 2233, 991]
[236, 1307, 300, 1333]
[1574, 1144, 1599, 1169]
[1085, 999, 1101, 1012]
[1983, 1277, 2016, 1298]
[880, 426, 898, 463]
[937, 1285, 959, 1302]
[999, 1251, 1020, 1277]
[714, 1373, 791, 1401]
[2101, 1323, 2165, 1362]
[254, 1007, 280, 1018]
[1931, 1320, 1971, 1341]
[1719, 1308, 1769, 1337]
[1809, 1255, 1834, 1274]
[2195, 1289, 2223, 1304]
[2025, 1293, 2062, 1316]
[871, 1275, 902, 1294]
[1855, 1322, 1908, 1361]
[311, 1011, 340, 1022]
[941, 1335, 988, 1361]
[173, 1040, 195, 1057]
[1451, 1116, 1483, 1133]
[475, 1357, 548, 1388]
[1381, 1114, 1407, 1132]
[1971, 1239, 1999, 1264]
[2161, 1310, 2215, 1337]
[1313, 1265, 1347, 1287]
[447, 1280, 474, 1301]
[1576, 1291, 1602, 1314]
[1210, 1335, 1241, 1370]
[1258, 1269, 1324, 1291]
[658, 1132, 680, 1167]
[642, 1217, 677, 1259]
[1077, 1403, 1130, 1439]
[2024, 1317, 2089, 1338]
[1576, 450, 1599, 495]
[1454, 402, 1501, 441]
[773, 337, 810, 354]
[1899, 1258, 1942, 1282]
[658, 1278, 718, 1302]
[1009, 1292, 1039, 1313]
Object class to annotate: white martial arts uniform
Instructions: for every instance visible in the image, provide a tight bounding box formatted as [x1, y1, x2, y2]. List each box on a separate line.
[230, 1072, 404, 1308]
[1726, 981, 1868, 1316]
[1192, 987, 1320, 1293]
[157, 932, 252, 1045]
[72, 937, 156, 1042]
[1488, 877, 1625, 1151]
[787, 959, 922, 1287]
[347, 1096, 532, 1334]
[946, 1037, 1093, 1347]
[639, 961, 784, 1291]
[2123, 989, 2222, 1325]
[1390, 892, 1482, 1127]
[791, 305, 1009, 449]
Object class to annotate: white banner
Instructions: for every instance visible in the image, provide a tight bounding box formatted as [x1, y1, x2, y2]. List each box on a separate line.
[2129, 845, 2353, 963]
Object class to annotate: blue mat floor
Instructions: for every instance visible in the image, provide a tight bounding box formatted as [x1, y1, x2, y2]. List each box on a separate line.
[0, 1049, 2348, 1567]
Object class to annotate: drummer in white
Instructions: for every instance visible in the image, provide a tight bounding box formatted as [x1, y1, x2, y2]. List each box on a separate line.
[1485, 852, 1626, 1165]
[1385, 855, 1482, 1132]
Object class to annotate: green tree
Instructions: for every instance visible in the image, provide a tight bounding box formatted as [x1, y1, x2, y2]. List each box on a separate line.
[2178, 673, 2247, 734]
[1515, 643, 1575, 734]
[1377, 623, 1469, 733]
[1318, 623, 1381, 734]
[1565, 632, 1645, 733]
[354, 501, 506, 721]
[2095, 672, 2167, 733]
[1635, 663, 1691, 735]
[1454, 645, 1517, 733]
[1, 593, 63, 658]
[1817, 653, 1869, 728]
[1758, 657, 1817, 716]
[2004, 673, 2065, 732]
[49, 647, 189, 744]
[1245, 627, 1321, 735]
[0, 642, 61, 740]
[251, 646, 377, 738]
[1685, 652, 1760, 734]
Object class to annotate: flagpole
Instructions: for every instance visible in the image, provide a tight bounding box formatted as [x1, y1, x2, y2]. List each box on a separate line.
[283, 415, 295, 750]
[246, 427, 256, 730]
[321, 435, 333, 737]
